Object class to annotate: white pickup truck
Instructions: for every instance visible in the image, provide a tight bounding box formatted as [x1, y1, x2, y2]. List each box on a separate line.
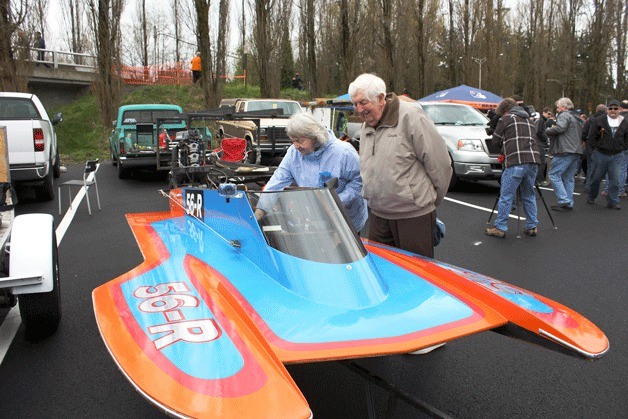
[0, 92, 62, 201]
[216, 98, 303, 164]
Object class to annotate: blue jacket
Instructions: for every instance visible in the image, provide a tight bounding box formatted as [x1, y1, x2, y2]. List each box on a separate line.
[261, 130, 368, 231]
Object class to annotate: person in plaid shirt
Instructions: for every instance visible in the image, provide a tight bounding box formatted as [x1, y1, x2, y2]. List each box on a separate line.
[486, 98, 541, 238]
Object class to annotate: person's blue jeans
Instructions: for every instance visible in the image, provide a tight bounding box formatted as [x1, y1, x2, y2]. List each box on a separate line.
[602, 151, 627, 193]
[623, 150, 627, 190]
[549, 153, 581, 206]
[587, 150, 624, 206]
[494, 163, 538, 232]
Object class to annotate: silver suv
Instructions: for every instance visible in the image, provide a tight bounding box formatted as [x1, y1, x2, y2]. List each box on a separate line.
[418, 101, 501, 189]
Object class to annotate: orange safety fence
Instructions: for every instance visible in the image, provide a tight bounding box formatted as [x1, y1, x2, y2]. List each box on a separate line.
[119, 62, 246, 85]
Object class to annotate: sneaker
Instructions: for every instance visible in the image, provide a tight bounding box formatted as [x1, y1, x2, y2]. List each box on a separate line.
[587, 198, 595, 204]
[601, 190, 608, 196]
[524, 227, 537, 236]
[485, 227, 506, 238]
[551, 203, 573, 211]
[607, 203, 621, 210]
[619, 192, 627, 198]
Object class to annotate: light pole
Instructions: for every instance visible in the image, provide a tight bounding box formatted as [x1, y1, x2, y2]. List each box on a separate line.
[472, 57, 487, 90]
[546, 79, 565, 97]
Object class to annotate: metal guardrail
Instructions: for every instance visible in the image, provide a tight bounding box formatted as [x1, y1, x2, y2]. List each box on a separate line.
[29, 48, 98, 71]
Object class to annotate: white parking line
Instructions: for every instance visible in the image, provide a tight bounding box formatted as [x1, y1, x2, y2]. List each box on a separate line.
[0, 175, 92, 365]
[444, 183, 580, 220]
[444, 196, 528, 220]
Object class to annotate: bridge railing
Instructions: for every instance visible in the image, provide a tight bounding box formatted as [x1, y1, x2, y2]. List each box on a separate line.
[30, 48, 98, 71]
[24, 48, 245, 85]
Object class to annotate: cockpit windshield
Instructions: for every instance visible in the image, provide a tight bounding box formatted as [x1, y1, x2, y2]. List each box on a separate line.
[247, 188, 367, 264]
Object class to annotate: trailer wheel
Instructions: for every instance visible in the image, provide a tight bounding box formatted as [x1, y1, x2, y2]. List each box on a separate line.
[19, 230, 61, 340]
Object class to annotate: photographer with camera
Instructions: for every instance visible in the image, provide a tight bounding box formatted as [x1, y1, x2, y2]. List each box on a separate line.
[485, 98, 541, 238]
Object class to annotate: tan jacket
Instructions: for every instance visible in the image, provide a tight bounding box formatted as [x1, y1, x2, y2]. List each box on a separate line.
[359, 93, 451, 219]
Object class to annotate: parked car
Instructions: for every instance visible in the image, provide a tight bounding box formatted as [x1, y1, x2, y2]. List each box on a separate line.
[0, 92, 62, 201]
[418, 101, 502, 189]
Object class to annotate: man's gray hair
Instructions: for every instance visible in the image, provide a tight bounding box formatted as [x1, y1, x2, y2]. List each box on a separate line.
[595, 103, 607, 113]
[555, 97, 574, 109]
[286, 112, 329, 146]
[348, 73, 387, 103]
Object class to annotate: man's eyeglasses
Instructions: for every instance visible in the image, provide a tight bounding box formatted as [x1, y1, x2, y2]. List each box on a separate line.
[608, 107, 619, 111]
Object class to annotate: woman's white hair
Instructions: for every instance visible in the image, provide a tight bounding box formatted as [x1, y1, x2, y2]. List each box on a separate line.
[286, 112, 329, 146]
[348, 73, 387, 103]
[555, 97, 574, 109]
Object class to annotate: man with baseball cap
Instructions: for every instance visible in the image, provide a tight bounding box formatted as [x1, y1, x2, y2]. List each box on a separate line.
[586, 99, 628, 209]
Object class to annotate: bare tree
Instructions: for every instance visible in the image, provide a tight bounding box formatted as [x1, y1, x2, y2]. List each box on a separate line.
[140, 0, 148, 66]
[213, 0, 230, 100]
[252, 0, 279, 97]
[1, 0, 29, 91]
[62, 0, 87, 62]
[300, 0, 318, 96]
[172, 0, 181, 62]
[89, 0, 124, 127]
[193, 0, 214, 107]
[612, 0, 627, 97]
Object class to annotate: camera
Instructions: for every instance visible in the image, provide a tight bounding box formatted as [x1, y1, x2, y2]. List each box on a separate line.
[218, 183, 241, 200]
[486, 109, 500, 135]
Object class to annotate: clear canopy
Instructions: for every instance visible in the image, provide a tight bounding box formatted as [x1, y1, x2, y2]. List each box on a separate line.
[247, 188, 366, 264]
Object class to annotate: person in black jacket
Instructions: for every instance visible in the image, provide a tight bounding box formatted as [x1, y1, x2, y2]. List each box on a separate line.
[586, 99, 628, 209]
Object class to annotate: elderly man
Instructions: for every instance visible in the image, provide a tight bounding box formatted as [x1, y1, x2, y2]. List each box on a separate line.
[545, 97, 583, 210]
[348, 73, 451, 258]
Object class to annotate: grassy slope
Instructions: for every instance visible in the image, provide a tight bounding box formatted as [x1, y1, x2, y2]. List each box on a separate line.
[52, 83, 312, 163]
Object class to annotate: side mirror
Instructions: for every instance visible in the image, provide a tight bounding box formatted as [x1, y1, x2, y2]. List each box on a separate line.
[52, 112, 63, 126]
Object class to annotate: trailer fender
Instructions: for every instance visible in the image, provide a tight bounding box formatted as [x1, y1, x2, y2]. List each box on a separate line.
[10, 213, 55, 294]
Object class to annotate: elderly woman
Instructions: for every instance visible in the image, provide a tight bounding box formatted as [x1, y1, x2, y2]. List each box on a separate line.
[254, 112, 368, 232]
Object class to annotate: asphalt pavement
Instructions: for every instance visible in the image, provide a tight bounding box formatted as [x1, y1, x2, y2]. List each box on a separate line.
[0, 163, 625, 418]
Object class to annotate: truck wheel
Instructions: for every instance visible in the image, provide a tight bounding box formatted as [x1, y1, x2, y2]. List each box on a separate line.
[448, 159, 458, 191]
[36, 168, 55, 201]
[117, 161, 129, 179]
[111, 152, 118, 166]
[53, 149, 61, 178]
[19, 230, 61, 340]
[245, 138, 258, 164]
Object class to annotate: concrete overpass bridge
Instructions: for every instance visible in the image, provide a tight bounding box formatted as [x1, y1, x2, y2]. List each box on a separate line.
[21, 47, 198, 110]
[21, 49, 98, 109]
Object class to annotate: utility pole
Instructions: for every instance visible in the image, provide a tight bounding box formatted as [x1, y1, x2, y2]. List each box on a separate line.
[472, 57, 487, 90]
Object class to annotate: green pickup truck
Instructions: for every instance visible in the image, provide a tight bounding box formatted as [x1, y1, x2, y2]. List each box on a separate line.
[109, 104, 211, 179]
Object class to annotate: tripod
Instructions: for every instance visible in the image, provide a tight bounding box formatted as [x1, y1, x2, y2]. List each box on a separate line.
[487, 183, 557, 237]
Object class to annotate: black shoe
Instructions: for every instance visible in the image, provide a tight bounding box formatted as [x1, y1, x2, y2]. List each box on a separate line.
[606, 203, 621, 210]
[551, 203, 573, 211]
[586, 198, 595, 204]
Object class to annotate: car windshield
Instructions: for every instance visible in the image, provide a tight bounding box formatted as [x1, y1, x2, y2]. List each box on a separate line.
[0, 98, 41, 120]
[247, 188, 367, 264]
[421, 104, 487, 126]
[122, 109, 182, 124]
[246, 101, 301, 116]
